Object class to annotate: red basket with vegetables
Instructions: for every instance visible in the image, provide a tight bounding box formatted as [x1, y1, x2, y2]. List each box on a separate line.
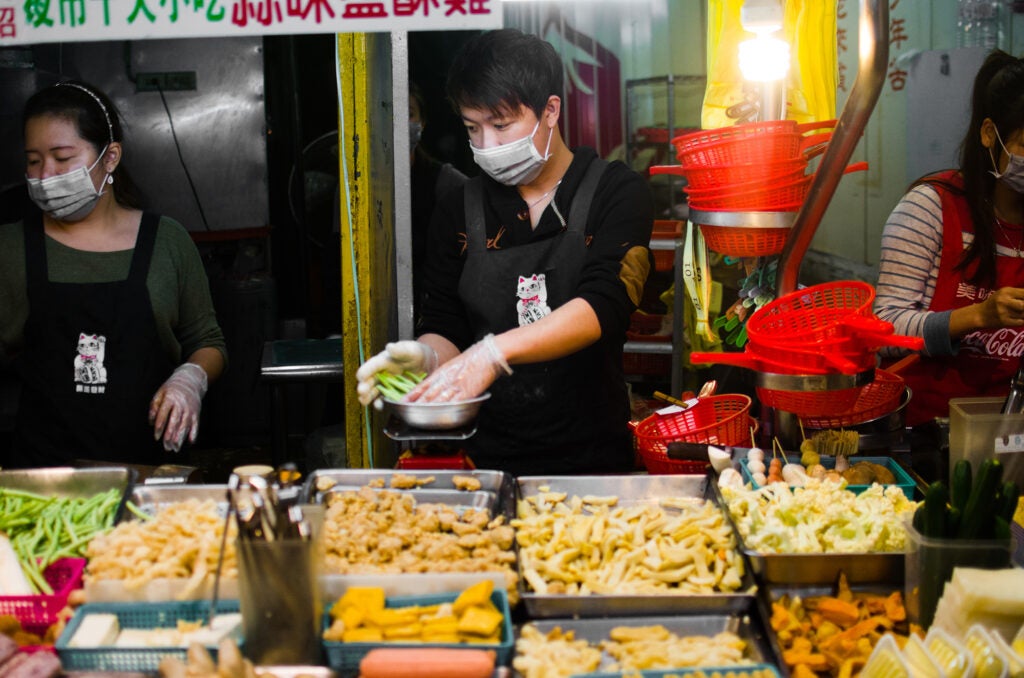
[0, 557, 86, 633]
[633, 395, 753, 469]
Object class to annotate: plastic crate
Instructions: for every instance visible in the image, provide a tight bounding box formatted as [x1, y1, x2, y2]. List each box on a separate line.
[623, 351, 672, 375]
[573, 665, 782, 678]
[651, 220, 683, 271]
[322, 588, 514, 672]
[739, 455, 915, 498]
[0, 558, 86, 633]
[627, 312, 671, 342]
[55, 599, 241, 672]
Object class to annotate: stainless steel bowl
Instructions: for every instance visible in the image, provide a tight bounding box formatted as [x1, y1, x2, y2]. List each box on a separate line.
[384, 393, 490, 430]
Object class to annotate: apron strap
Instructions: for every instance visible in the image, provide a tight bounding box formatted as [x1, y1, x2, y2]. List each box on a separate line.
[464, 178, 488, 255]
[22, 210, 47, 308]
[567, 158, 608, 235]
[126, 212, 160, 287]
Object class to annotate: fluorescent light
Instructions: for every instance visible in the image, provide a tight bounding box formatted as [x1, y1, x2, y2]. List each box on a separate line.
[738, 35, 790, 82]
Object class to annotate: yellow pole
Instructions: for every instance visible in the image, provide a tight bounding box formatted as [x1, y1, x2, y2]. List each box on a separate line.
[337, 33, 374, 468]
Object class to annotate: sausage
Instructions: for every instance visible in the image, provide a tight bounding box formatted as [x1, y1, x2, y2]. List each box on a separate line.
[358, 648, 496, 678]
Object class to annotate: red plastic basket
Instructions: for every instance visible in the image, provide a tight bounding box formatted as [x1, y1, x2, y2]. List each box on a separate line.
[756, 384, 864, 418]
[0, 558, 86, 633]
[639, 416, 758, 474]
[745, 281, 877, 344]
[699, 224, 792, 258]
[798, 369, 906, 428]
[671, 120, 835, 167]
[627, 311, 670, 342]
[633, 394, 753, 453]
[685, 174, 814, 210]
[679, 157, 811, 190]
[651, 219, 683, 271]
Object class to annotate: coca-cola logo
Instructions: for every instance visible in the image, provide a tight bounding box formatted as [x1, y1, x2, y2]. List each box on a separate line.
[960, 327, 1024, 358]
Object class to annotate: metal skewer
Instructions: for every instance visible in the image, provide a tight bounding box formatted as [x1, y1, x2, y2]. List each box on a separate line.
[208, 472, 239, 627]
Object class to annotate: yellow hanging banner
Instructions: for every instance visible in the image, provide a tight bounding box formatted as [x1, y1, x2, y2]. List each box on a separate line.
[702, 0, 837, 129]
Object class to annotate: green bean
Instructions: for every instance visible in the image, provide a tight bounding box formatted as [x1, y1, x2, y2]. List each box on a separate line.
[124, 501, 153, 522]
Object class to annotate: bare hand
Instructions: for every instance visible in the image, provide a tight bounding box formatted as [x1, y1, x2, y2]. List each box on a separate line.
[978, 286, 1024, 329]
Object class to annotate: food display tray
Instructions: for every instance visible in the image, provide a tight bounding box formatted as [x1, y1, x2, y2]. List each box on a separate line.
[127, 483, 231, 517]
[573, 666, 782, 678]
[305, 469, 516, 598]
[515, 474, 758, 618]
[739, 455, 916, 499]
[55, 599, 241, 672]
[0, 466, 135, 522]
[711, 483, 906, 586]
[518, 604, 778, 676]
[322, 588, 514, 675]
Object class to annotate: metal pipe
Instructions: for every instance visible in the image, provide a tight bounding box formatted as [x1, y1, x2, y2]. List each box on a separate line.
[776, 0, 889, 296]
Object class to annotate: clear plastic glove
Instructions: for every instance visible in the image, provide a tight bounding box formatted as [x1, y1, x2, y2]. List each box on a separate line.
[355, 340, 439, 408]
[407, 334, 512, 403]
[149, 362, 208, 452]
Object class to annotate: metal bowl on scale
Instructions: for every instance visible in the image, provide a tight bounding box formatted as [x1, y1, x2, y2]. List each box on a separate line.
[383, 393, 490, 430]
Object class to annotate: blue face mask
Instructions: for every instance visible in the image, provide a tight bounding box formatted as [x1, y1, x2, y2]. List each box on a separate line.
[25, 145, 110, 221]
[990, 127, 1024, 193]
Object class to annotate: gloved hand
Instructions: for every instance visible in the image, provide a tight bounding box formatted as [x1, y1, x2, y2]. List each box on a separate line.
[355, 340, 439, 408]
[407, 334, 512, 403]
[149, 362, 208, 452]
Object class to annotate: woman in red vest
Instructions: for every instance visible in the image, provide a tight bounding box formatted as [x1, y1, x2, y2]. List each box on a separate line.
[875, 50, 1024, 427]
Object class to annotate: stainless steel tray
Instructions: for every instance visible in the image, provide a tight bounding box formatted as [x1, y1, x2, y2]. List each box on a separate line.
[306, 469, 516, 599]
[517, 603, 778, 676]
[515, 474, 758, 618]
[303, 469, 515, 519]
[128, 483, 229, 518]
[711, 482, 906, 586]
[0, 466, 135, 521]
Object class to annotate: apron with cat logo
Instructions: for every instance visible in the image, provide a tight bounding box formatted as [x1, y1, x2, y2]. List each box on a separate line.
[11, 211, 174, 467]
[457, 158, 633, 475]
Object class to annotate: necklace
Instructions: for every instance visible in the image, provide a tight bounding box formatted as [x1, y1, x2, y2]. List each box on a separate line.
[524, 179, 562, 209]
[995, 217, 1024, 258]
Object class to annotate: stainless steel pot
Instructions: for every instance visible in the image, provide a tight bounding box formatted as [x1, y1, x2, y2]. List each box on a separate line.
[384, 393, 490, 430]
[776, 386, 912, 452]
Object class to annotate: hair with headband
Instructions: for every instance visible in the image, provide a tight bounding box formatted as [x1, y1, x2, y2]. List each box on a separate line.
[24, 79, 145, 209]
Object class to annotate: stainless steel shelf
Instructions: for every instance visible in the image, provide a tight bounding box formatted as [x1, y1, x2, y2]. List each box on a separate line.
[624, 341, 674, 354]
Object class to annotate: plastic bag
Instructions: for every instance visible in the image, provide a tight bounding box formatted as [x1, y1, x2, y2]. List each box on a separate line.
[702, 0, 836, 128]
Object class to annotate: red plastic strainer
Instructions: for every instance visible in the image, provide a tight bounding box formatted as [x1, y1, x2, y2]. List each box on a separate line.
[744, 281, 877, 345]
[798, 369, 906, 428]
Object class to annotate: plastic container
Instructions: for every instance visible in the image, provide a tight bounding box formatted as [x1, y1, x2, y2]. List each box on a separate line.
[650, 220, 682, 271]
[321, 588, 513, 672]
[0, 558, 86, 634]
[904, 522, 1012, 629]
[577, 665, 782, 678]
[633, 394, 752, 450]
[55, 599, 242, 672]
[948, 397, 1024, 488]
[739, 455, 915, 498]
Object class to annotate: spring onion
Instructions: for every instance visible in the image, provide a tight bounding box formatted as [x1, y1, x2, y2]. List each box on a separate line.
[376, 370, 426, 401]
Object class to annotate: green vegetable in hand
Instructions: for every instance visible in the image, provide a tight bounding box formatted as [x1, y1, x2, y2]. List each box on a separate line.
[375, 370, 426, 401]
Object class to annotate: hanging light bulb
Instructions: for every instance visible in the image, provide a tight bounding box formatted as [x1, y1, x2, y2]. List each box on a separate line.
[737, 0, 789, 121]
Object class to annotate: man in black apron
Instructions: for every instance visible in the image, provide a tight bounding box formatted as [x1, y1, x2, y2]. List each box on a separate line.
[356, 29, 653, 475]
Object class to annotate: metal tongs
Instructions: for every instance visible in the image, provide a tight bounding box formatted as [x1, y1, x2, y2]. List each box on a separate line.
[208, 464, 312, 626]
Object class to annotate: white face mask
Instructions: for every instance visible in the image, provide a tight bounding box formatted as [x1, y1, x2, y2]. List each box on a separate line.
[26, 145, 110, 221]
[470, 120, 553, 186]
[989, 127, 1024, 193]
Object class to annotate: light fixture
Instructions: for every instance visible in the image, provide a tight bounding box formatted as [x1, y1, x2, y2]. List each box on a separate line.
[738, 0, 789, 121]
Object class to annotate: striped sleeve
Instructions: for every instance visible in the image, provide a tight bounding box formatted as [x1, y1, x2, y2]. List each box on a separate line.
[873, 184, 955, 357]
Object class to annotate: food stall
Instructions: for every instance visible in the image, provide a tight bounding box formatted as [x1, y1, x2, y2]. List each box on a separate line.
[3, 0, 1024, 675]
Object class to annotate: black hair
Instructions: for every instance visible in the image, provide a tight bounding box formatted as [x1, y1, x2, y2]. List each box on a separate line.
[917, 50, 1024, 287]
[445, 29, 563, 119]
[24, 80, 146, 210]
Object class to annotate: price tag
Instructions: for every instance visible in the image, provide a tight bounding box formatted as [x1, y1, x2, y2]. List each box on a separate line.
[993, 434, 1024, 454]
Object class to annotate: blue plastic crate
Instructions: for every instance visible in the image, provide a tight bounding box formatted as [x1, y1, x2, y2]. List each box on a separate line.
[55, 600, 241, 672]
[321, 588, 513, 673]
[739, 455, 915, 499]
[571, 664, 782, 678]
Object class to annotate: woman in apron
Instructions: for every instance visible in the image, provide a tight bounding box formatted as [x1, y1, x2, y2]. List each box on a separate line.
[357, 29, 654, 475]
[0, 81, 226, 467]
[875, 50, 1024, 426]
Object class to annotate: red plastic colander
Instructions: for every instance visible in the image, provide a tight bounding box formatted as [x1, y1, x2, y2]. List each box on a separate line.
[798, 368, 906, 428]
[633, 394, 752, 452]
[743, 281, 877, 345]
[671, 119, 836, 167]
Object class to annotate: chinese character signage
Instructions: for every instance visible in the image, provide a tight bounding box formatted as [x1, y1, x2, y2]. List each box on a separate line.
[0, 0, 500, 45]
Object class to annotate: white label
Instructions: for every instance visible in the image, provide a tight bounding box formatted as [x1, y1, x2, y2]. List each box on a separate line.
[992, 434, 1024, 454]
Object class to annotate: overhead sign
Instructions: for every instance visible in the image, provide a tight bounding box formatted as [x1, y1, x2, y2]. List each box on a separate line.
[0, 0, 500, 45]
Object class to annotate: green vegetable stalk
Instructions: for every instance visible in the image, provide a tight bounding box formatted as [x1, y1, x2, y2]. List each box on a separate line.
[375, 370, 426, 401]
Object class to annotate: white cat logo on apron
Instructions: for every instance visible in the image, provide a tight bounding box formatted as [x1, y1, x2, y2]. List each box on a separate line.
[516, 274, 552, 326]
[74, 332, 107, 393]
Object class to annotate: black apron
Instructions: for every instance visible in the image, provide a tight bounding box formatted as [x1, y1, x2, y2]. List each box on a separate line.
[9, 211, 173, 467]
[458, 158, 632, 475]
